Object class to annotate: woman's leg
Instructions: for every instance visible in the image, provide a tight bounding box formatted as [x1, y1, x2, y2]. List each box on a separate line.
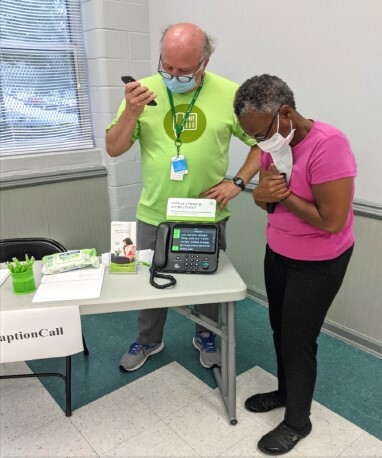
[281, 246, 353, 428]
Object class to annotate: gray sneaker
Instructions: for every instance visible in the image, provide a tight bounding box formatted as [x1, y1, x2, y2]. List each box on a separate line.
[119, 341, 164, 372]
[192, 332, 221, 368]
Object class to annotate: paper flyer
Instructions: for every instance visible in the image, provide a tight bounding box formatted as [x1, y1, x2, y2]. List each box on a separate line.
[110, 221, 137, 274]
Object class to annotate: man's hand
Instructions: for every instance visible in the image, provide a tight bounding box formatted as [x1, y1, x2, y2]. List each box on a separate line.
[124, 81, 157, 118]
[200, 180, 242, 210]
[253, 164, 290, 206]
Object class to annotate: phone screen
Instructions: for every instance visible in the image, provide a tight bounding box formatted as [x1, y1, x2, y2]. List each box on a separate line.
[171, 226, 217, 254]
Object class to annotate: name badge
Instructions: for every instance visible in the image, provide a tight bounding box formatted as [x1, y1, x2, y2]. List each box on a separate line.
[170, 156, 188, 181]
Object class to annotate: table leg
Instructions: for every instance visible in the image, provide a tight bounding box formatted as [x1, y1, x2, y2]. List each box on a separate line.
[213, 301, 237, 424]
[174, 301, 237, 424]
[227, 300, 237, 424]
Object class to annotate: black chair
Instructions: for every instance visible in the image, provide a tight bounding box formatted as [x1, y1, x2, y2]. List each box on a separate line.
[0, 237, 89, 416]
[0, 237, 67, 264]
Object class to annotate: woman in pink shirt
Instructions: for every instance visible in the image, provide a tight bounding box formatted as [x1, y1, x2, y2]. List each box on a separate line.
[234, 74, 356, 455]
[122, 237, 136, 262]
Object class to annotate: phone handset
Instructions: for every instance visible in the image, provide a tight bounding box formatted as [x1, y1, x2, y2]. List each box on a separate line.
[150, 223, 176, 289]
[152, 223, 170, 268]
[121, 75, 157, 106]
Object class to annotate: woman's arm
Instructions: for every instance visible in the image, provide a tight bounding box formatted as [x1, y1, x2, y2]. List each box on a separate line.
[280, 177, 354, 233]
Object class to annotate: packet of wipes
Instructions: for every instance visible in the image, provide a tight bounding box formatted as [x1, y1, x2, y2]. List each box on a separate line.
[42, 249, 99, 274]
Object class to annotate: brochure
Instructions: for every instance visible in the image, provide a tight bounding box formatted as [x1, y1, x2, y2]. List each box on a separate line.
[110, 221, 137, 274]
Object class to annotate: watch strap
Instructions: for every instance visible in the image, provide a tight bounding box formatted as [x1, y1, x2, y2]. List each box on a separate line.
[233, 176, 245, 191]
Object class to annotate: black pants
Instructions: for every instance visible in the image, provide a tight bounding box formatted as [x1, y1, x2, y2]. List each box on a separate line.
[264, 244, 353, 428]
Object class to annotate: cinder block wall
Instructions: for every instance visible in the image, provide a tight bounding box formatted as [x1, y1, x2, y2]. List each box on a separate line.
[82, 0, 151, 221]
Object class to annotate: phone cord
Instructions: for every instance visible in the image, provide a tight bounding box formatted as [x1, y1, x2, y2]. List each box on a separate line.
[149, 267, 177, 289]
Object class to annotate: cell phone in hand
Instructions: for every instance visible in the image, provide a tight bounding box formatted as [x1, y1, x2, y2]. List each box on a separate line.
[121, 75, 157, 106]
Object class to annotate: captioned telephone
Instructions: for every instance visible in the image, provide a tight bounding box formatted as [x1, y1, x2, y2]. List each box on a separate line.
[149, 222, 220, 289]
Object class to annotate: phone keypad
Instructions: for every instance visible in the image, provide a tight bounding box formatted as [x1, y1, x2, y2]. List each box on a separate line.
[171, 254, 212, 271]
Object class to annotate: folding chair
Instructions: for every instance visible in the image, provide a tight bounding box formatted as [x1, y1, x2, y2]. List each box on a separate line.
[0, 237, 89, 416]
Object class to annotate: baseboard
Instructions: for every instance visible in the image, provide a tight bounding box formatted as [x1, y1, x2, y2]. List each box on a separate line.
[322, 320, 382, 358]
[247, 288, 382, 358]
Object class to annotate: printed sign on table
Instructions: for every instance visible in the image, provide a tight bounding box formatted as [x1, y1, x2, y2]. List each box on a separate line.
[0, 306, 83, 363]
[166, 198, 216, 221]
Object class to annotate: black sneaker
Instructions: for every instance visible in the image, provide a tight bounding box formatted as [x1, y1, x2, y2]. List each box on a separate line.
[257, 420, 312, 455]
[245, 391, 285, 413]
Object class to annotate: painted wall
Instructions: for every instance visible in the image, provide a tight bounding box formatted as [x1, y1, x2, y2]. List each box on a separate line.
[81, 0, 149, 221]
[0, 177, 110, 254]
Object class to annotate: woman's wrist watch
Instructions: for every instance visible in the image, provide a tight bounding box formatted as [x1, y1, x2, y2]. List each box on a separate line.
[232, 176, 245, 191]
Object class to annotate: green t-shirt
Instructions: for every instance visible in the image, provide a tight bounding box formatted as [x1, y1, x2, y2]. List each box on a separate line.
[107, 72, 256, 226]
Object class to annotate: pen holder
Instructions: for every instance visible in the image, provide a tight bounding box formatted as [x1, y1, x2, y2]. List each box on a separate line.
[11, 269, 36, 295]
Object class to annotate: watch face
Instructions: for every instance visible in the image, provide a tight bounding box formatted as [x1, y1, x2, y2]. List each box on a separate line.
[233, 177, 245, 190]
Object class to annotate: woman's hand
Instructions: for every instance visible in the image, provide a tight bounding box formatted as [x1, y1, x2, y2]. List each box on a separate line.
[253, 165, 290, 209]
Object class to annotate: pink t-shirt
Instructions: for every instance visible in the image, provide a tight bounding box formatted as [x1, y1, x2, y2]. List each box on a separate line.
[261, 121, 357, 261]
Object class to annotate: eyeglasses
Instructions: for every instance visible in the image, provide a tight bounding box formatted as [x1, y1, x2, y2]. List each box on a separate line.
[245, 106, 282, 142]
[157, 56, 205, 82]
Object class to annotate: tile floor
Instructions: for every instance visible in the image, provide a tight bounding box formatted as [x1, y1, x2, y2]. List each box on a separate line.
[1, 361, 381, 457]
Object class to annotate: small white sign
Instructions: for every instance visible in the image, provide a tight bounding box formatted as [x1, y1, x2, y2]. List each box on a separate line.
[166, 198, 216, 222]
[0, 306, 83, 363]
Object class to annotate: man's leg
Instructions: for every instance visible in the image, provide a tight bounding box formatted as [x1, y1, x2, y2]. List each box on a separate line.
[119, 221, 166, 371]
[193, 219, 228, 368]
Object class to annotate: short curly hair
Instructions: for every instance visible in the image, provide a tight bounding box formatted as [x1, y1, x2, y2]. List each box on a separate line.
[234, 74, 296, 117]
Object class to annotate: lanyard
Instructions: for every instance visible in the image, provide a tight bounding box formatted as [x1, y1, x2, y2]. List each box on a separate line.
[166, 77, 204, 156]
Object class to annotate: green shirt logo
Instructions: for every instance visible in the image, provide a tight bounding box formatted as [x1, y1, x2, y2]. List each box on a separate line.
[163, 104, 207, 143]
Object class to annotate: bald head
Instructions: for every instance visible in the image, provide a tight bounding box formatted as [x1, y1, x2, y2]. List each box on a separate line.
[160, 23, 215, 62]
[158, 23, 215, 92]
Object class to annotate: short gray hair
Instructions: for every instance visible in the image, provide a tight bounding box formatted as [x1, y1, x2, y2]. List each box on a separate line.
[234, 74, 296, 117]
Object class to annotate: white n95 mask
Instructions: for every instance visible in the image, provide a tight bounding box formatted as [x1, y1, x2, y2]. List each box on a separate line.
[257, 114, 295, 183]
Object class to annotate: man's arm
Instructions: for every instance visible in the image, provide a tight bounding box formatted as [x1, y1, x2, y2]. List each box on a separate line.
[105, 81, 157, 157]
[200, 145, 261, 210]
[105, 109, 138, 157]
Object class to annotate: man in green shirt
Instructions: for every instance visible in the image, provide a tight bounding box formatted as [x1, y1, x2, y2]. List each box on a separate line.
[106, 22, 259, 372]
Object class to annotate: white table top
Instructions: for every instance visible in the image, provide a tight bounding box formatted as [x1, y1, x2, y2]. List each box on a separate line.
[0, 252, 247, 315]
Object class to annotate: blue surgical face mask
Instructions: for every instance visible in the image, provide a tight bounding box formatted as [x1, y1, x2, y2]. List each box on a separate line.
[162, 76, 196, 94]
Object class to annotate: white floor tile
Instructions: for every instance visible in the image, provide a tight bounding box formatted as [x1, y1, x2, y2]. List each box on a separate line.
[128, 361, 212, 419]
[0, 361, 37, 395]
[0, 381, 63, 445]
[70, 384, 161, 455]
[164, 389, 262, 457]
[1, 363, 380, 457]
[103, 421, 199, 457]
[0, 417, 97, 456]
[340, 430, 382, 456]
